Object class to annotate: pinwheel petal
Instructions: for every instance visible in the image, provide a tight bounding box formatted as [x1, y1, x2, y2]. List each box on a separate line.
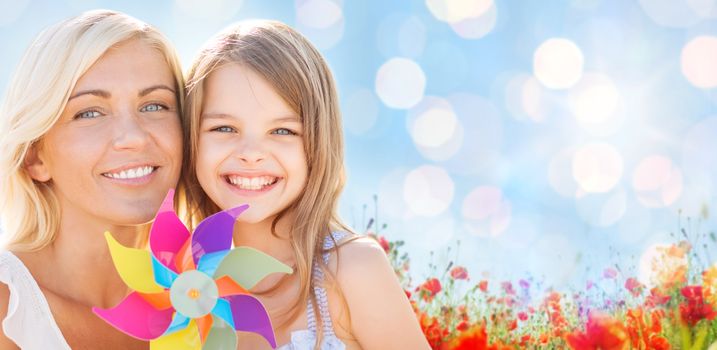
[152, 255, 178, 289]
[225, 294, 276, 348]
[92, 292, 174, 340]
[196, 250, 230, 276]
[215, 275, 248, 297]
[195, 314, 213, 343]
[211, 298, 235, 329]
[104, 231, 164, 294]
[175, 239, 195, 272]
[213, 247, 293, 290]
[138, 291, 172, 310]
[149, 319, 201, 350]
[163, 313, 190, 335]
[149, 189, 190, 273]
[191, 204, 248, 265]
[204, 316, 238, 350]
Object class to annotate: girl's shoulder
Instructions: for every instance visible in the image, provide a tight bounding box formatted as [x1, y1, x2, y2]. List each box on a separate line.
[325, 233, 389, 274]
[324, 232, 398, 295]
[323, 234, 431, 348]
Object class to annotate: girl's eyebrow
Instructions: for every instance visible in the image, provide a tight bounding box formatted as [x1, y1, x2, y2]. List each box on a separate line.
[273, 115, 300, 123]
[201, 113, 300, 123]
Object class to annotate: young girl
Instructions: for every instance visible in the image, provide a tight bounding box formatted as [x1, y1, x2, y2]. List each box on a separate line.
[0, 10, 185, 349]
[184, 21, 430, 349]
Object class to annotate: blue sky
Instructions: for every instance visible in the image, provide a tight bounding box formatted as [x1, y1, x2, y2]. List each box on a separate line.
[1, 0, 716, 291]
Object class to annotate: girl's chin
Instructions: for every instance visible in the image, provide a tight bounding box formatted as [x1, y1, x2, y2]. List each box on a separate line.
[233, 210, 288, 227]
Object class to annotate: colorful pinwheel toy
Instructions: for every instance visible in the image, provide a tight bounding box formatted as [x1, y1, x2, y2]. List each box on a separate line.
[93, 189, 293, 349]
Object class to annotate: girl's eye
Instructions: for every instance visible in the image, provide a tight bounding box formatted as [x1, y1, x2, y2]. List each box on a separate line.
[272, 128, 297, 136]
[140, 103, 167, 112]
[74, 110, 101, 119]
[211, 126, 236, 133]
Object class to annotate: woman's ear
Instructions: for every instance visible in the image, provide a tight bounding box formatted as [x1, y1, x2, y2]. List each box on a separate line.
[24, 143, 51, 182]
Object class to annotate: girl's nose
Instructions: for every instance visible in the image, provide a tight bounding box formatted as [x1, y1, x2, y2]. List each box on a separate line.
[234, 137, 266, 164]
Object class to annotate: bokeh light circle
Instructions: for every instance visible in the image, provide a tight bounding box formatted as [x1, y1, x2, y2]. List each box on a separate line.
[295, 0, 345, 49]
[572, 143, 623, 193]
[407, 97, 457, 145]
[632, 155, 683, 208]
[296, 0, 342, 29]
[449, 3, 497, 40]
[425, 0, 493, 23]
[681, 35, 717, 88]
[375, 58, 427, 109]
[407, 97, 463, 161]
[533, 38, 584, 89]
[569, 73, 620, 127]
[403, 165, 455, 217]
[461, 186, 511, 237]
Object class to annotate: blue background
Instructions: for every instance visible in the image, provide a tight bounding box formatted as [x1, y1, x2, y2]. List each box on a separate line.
[1, 0, 716, 291]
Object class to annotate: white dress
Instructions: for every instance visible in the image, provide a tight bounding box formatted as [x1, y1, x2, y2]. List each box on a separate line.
[276, 232, 348, 350]
[0, 251, 72, 349]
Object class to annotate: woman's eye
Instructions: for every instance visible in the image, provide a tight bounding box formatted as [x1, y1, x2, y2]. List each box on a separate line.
[140, 103, 167, 112]
[211, 126, 236, 133]
[272, 128, 297, 136]
[74, 110, 101, 119]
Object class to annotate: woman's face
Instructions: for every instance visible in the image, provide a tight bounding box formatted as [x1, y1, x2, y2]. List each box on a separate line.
[196, 63, 308, 224]
[28, 38, 183, 226]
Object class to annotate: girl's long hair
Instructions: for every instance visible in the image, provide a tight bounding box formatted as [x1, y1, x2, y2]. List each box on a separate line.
[184, 20, 353, 345]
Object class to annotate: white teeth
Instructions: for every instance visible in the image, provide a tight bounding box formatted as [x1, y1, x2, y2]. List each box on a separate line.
[227, 176, 277, 190]
[105, 166, 154, 179]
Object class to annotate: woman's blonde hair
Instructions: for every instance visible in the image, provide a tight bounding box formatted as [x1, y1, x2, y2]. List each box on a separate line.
[184, 20, 352, 342]
[0, 10, 185, 252]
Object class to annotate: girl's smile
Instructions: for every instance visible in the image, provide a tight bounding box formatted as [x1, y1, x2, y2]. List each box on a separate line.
[223, 172, 282, 197]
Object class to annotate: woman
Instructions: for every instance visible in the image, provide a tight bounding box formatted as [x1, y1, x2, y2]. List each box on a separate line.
[0, 10, 184, 349]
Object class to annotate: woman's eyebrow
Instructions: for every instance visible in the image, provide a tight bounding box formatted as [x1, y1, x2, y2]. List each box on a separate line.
[67, 85, 175, 101]
[68, 89, 110, 101]
[139, 84, 176, 97]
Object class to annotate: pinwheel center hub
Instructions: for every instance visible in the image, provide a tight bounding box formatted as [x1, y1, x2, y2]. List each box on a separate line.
[169, 270, 218, 318]
[187, 288, 200, 299]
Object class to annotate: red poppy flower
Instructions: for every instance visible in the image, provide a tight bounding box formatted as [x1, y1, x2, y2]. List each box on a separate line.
[418, 278, 442, 301]
[624, 277, 643, 297]
[478, 280, 488, 292]
[679, 285, 717, 326]
[450, 266, 469, 280]
[566, 311, 629, 350]
[518, 311, 528, 321]
[446, 324, 488, 350]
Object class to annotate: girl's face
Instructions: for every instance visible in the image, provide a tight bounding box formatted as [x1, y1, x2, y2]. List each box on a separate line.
[27, 39, 183, 226]
[196, 63, 307, 224]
